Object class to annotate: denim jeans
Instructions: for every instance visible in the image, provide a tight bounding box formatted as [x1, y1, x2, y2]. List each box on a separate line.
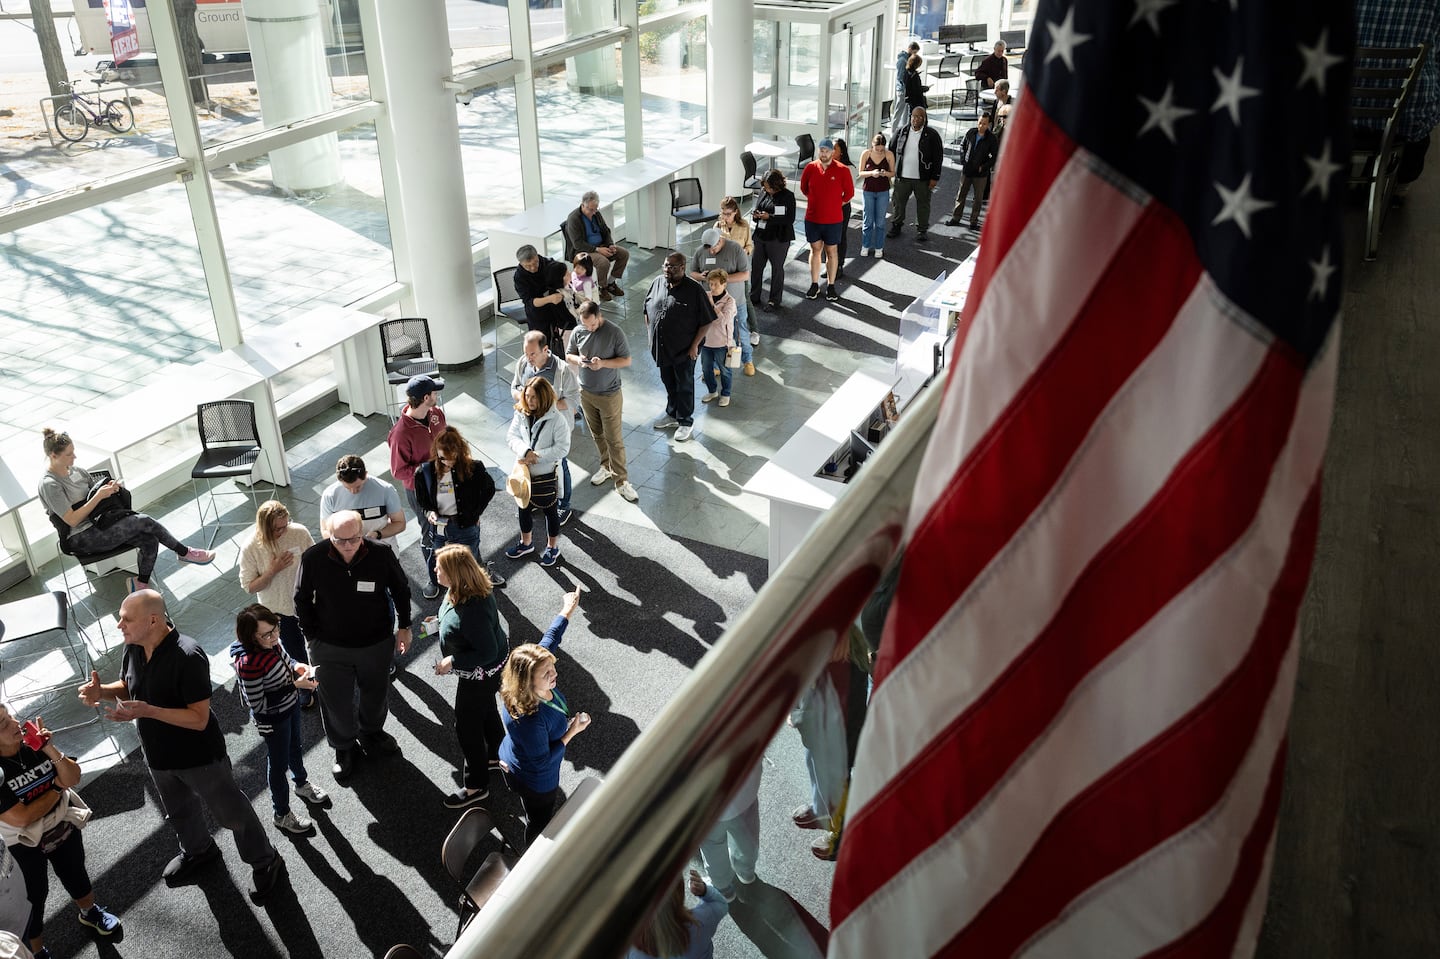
[862, 190, 889, 250]
[405, 487, 434, 578]
[697, 798, 760, 897]
[279, 614, 312, 706]
[733, 296, 752, 364]
[259, 707, 308, 817]
[428, 519, 481, 586]
[558, 457, 572, 512]
[699, 345, 733, 397]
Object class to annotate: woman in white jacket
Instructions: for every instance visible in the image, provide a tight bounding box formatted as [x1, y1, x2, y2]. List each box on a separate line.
[504, 377, 572, 568]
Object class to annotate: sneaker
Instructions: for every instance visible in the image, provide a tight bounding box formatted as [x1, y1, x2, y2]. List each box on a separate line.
[792, 804, 826, 830]
[875, 249, 884, 259]
[599, 290, 613, 302]
[616, 481, 639, 503]
[943, 218, 961, 227]
[806, 283, 820, 299]
[422, 581, 441, 600]
[886, 227, 901, 238]
[825, 286, 840, 302]
[505, 540, 535, 559]
[736, 869, 757, 885]
[539, 546, 561, 567]
[486, 563, 507, 588]
[162, 844, 221, 883]
[77, 903, 121, 935]
[443, 788, 490, 809]
[763, 301, 778, 312]
[274, 810, 314, 835]
[179, 547, 215, 565]
[811, 831, 839, 861]
[718, 396, 731, 407]
[701, 392, 719, 404]
[675, 425, 693, 442]
[969, 221, 980, 230]
[743, 362, 755, 377]
[860, 247, 871, 257]
[715, 885, 738, 903]
[590, 465, 614, 486]
[558, 506, 573, 526]
[295, 781, 328, 804]
[606, 282, 626, 297]
[360, 730, 401, 756]
[250, 854, 285, 903]
[332, 747, 357, 782]
[916, 231, 929, 243]
[653, 415, 679, 430]
[750, 331, 760, 346]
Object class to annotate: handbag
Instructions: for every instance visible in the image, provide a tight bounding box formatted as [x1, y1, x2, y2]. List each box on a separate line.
[507, 461, 531, 508]
[726, 346, 742, 369]
[83, 478, 135, 530]
[528, 469, 560, 511]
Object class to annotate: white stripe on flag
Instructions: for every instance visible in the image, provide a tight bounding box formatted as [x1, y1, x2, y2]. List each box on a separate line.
[850, 276, 1266, 815]
[908, 150, 1145, 524]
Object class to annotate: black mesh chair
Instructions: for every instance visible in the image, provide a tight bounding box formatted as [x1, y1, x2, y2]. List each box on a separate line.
[949, 81, 982, 140]
[935, 53, 963, 82]
[379, 318, 444, 388]
[741, 151, 763, 195]
[881, 99, 893, 126]
[492, 266, 530, 374]
[190, 400, 266, 547]
[0, 591, 103, 732]
[442, 807, 517, 938]
[669, 177, 717, 245]
[794, 133, 815, 173]
[560, 220, 578, 264]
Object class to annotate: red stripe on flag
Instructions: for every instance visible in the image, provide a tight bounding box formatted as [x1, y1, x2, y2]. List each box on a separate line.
[941, 482, 1321, 956]
[835, 343, 1305, 928]
[959, 103, 1078, 338]
[1141, 741, 1291, 959]
[873, 202, 1199, 688]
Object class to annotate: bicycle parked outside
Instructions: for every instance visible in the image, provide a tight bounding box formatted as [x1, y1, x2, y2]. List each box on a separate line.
[53, 76, 135, 143]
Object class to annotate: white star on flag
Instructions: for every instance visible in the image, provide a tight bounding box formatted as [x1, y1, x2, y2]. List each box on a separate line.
[1297, 28, 1344, 93]
[1045, 7, 1092, 72]
[1129, 0, 1177, 34]
[1212, 58, 1260, 125]
[1212, 173, 1274, 239]
[1302, 141, 1343, 200]
[1308, 245, 1336, 301]
[1138, 83, 1195, 143]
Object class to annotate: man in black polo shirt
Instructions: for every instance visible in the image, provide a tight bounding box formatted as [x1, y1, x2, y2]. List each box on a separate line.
[79, 590, 284, 902]
[643, 251, 716, 444]
[294, 510, 412, 782]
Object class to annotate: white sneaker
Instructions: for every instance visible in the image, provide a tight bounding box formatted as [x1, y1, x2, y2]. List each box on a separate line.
[718, 396, 731, 407]
[295, 781, 328, 804]
[653, 415, 679, 430]
[701, 392, 719, 404]
[616, 481, 639, 502]
[675, 425, 693, 442]
[860, 247, 871, 256]
[875, 249, 884, 259]
[750, 331, 760, 346]
[589, 465, 613, 486]
[274, 810, 314, 835]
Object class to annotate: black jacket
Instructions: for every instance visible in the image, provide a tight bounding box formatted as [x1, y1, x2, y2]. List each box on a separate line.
[414, 460, 496, 529]
[892, 122, 944, 182]
[753, 187, 797, 243]
[294, 540, 412, 648]
[959, 129, 998, 178]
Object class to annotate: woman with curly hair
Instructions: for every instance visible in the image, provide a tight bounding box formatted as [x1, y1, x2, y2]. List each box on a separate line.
[497, 588, 585, 848]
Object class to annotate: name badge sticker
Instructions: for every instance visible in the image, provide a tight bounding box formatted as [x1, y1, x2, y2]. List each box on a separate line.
[356, 581, 376, 593]
[773, 206, 787, 215]
[360, 506, 383, 519]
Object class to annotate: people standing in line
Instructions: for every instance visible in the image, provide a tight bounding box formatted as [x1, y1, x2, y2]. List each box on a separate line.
[894, 40, 920, 101]
[713, 196, 756, 353]
[414, 426, 501, 595]
[388, 374, 447, 600]
[38, 428, 215, 593]
[690, 228, 752, 378]
[431, 545, 510, 809]
[749, 170, 797, 313]
[945, 112, 999, 231]
[514, 244, 575, 346]
[624, 870, 728, 959]
[888, 107, 944, 243]
[696, 762, 761, 904]
[859, 133, 897, 258]
[564, 191, 630, 298]
[799, 138, 856, 303]
[566, 301, 639, 504]
[0, 706, 121, 959]
[644, 252, 716, 444]
[831, 138, 856, 281]
[79, 590, 285, 901]
[504, 377, 571, 569]
[229, 604, 327, 837]
[318, 454, 406, 546]
[896, 54, 928, 136]
[511, 331, 581, 527]
[293, 510, 412, 783]
[699, 269, 737, 409]
[239, 500, 316, 708]
[498, 588, 585, 850]
[992, 78, 1015, 129]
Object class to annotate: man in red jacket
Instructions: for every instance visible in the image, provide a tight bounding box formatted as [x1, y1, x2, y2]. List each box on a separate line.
[799, 138, 855, 303]
[387, 375, 447, 599]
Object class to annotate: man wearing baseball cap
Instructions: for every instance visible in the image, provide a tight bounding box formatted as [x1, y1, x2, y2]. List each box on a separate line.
[691, 227, 754, 376]
[387, 374, 447, 599]
[799, 137, 855, 303]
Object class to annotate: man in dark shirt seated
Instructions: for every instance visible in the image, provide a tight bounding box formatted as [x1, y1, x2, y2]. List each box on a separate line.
[974, 40, 1008, 89]
[513, 244, 574, 344]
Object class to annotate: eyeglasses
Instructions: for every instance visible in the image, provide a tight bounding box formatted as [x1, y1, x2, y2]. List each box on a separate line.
[332, 535, 364, 545]
[257, 625, 280, 641]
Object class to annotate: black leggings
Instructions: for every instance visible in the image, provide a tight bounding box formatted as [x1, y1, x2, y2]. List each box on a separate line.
[68, 514, 186, 581]
[10, 825, 93, 941]
[509, 779, 560, 851]
[454, 672, 505, 791]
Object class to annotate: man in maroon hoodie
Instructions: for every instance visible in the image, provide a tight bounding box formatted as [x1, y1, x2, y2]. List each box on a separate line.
[799, 138, 855, 304]
[387, 375, 446, 599]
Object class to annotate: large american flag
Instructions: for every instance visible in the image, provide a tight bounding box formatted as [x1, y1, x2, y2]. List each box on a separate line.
[829, 1, 1350, 955]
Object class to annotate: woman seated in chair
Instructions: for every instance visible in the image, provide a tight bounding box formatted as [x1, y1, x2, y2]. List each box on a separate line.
[38, 428, 215, 592]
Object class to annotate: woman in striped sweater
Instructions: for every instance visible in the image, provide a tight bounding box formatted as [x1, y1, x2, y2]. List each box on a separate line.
[230, 604, 327, 836]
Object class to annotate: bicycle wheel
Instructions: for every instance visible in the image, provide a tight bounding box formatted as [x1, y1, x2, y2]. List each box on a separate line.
[102, 99, 134, 134]
[53, 102, 89, 142]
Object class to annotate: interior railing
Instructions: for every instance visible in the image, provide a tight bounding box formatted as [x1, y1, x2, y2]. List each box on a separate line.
[444, 372, 944, 958]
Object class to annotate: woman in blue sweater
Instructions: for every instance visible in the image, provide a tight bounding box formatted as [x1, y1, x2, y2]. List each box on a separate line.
[498, 587, 585, 848]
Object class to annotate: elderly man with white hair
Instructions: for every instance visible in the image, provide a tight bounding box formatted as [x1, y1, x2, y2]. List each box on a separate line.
[294, 510, 413, 782]
[564, 191, 630, 299]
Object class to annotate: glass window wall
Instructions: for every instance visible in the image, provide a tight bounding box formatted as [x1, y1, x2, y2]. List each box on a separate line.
[535, 48, 626, 200]
[450, 0, 513, 71]
[531, 0, 619, 53]
[458, 81, 523, 297]
[639, 16, 707, 150]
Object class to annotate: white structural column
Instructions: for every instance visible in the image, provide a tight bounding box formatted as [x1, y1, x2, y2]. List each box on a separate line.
[565, 3, 617, 93]
[509, 0, 544, 208]
[357, 0, 484, 365]
[241, 0, 342, 192]
[708, 1, 754, 196]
